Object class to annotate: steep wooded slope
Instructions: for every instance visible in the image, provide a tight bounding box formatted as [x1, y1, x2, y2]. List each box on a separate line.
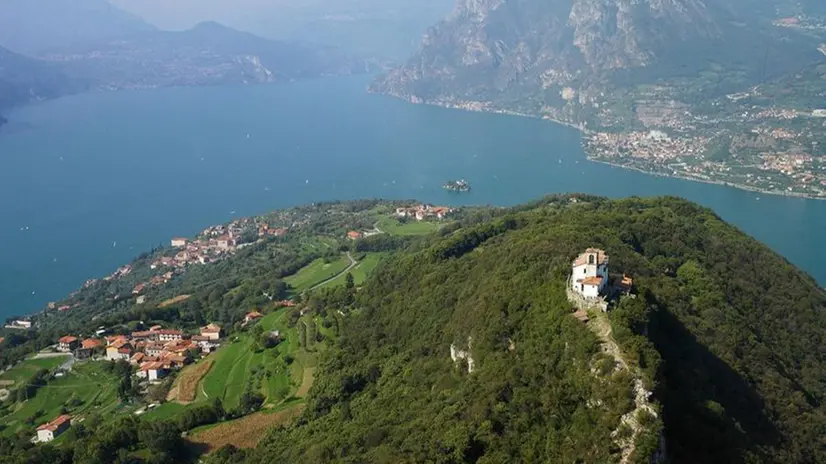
[227, 196, 826, 464]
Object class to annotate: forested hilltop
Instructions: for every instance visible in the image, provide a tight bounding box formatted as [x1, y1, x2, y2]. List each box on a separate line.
[2, 196, 826, 463]
[230, 196, 826, 464]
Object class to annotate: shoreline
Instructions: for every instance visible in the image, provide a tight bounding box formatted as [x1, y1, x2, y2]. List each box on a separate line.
[384, 93, 825, 201]
[587, 158, 826, 201]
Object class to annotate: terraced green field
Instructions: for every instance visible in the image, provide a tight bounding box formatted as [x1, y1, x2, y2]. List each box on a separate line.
[0, 362, 120, 436]
[0, 355, 69, 386]
[198, 310, 304, 409]
[376, 217, 441, 236]
[327, 253, 384, 287]
[143, 402, 186, 421]
[285, 255, 351, 293]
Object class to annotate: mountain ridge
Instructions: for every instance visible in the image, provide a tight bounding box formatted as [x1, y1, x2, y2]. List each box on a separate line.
[0, 46, 76, 129]
[34, 21, 375, 91]
[0, 20, 373, 126]
[0, 0, 156, 55]
[371, 0, 822, 119]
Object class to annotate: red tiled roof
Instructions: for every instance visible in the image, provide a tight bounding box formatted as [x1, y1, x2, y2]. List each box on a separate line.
[156, 329, 182, 336]
[58, 336, 77, 344]
[580, 276, 604, 286]
[81, 338, 103, 349]
[246, 311, 263, 319]
[110, 339, 131, 349]
[37, 415, 71, 432]
[573, 248, 609, 266]
[200, 323, 221, 333]
[140, 361, 167, 372]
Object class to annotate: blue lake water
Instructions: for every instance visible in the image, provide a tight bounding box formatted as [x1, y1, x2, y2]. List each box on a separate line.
[1, 75, 825, 318]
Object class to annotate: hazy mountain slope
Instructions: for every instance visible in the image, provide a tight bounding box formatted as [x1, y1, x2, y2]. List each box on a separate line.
[371, 0, 822, 122]
[0, 46, 75, 128]
[110, 0, 454, 60]
[36, 22, 373, 90]
[0, 0, 155, 55]
[230, 196, 826, 463]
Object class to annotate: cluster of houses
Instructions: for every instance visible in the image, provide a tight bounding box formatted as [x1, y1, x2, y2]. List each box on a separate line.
[46, 216, 297, 316]
[154, 218, 291, 270]
[395, 204, 455, 221]
[56, 323, 223, 382]
[4, 319, 32, 330]
[257, 223, 287, 238]
[161, 234, 238, 268]
[33, 313, 269, 443]
[104, 265, 132, 282]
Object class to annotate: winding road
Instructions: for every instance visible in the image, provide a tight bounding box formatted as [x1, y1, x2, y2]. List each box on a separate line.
[308, 252, 358, 291]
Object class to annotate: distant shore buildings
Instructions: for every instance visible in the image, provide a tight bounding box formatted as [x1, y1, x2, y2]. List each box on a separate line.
[395, 204, 454, 221]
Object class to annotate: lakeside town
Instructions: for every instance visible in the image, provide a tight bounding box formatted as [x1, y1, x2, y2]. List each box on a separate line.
[0, 200, 460, 446]
[5, 202, 457, 327]
[582, 82, 826, 199]
[585, 124, 826, 199]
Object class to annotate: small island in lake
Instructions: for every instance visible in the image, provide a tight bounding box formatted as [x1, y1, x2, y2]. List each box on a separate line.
[443, 179, 471, 192]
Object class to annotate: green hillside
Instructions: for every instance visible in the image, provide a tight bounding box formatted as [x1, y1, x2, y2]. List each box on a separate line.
[230, 196, 826, 464]
[3, 196, 826, 463]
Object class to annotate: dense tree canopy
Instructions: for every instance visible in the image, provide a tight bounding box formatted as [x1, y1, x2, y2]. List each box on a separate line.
[5, 196, 826, 463]
[237, 196, 826, 463]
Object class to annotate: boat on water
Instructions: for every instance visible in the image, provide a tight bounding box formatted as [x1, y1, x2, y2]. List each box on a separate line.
[443, 179, 471, 192]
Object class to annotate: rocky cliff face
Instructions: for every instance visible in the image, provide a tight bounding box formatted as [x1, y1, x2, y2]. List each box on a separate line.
[371, 0, 814, 123]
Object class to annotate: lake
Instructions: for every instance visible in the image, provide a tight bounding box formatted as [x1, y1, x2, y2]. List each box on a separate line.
[1, 75, 825, 318]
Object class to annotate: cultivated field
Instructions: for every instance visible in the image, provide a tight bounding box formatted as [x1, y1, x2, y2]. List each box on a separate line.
[158, 294, 191, 308]
[187, 405, 305, 452]
[0, 355, 69, 387]
[172, 359, 214, 403]
[0, 362, 119, 436]
[285, 255, 351, 293]
[376, 217, 441, 236]
[295, 367, 316, 398]
[327, 252, 383, 287]
[200, 310, 303, 408]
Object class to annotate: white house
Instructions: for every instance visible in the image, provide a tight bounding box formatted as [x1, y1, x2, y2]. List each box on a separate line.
[171, 238, 188, 247]
[156, 330, 183, 342]
[36, 415, 71, 442]
[199, 323, 222, 341]
[571, 248, 609, 298]
[139, 362, 169, 382]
